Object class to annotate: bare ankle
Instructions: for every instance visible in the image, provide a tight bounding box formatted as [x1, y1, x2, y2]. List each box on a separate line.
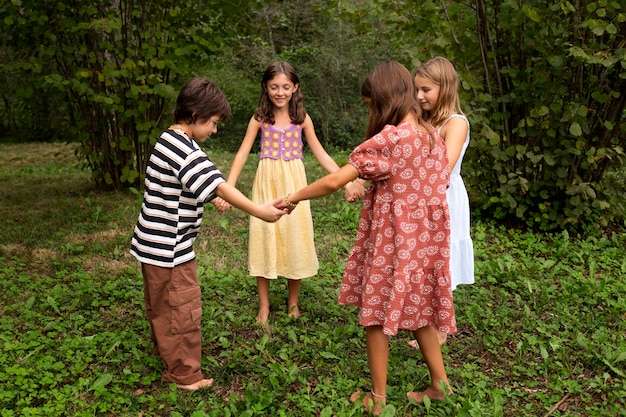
[255, 305, 270, 324]
[287, 304, 300, 318]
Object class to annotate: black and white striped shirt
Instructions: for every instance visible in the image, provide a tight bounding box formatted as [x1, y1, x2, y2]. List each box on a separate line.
[130, 129, 225, 267]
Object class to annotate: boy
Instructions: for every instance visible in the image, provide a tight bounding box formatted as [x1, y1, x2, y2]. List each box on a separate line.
[131, 78, 285, 390]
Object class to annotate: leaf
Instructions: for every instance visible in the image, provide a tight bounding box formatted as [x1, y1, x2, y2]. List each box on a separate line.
[569, 122, 582, 137]
[25, 296, 36, 310]
[47, 296, 61, 315]
[288, 329, 298, 344]
[104, 339, 121, 358]
[319, 351, 340, 360]
[319, 407, 333, 417]
[605, 23, 617, 35]
[89, 373, 113, 391]
[379, 404, 397, 416]
[523, 6, 541, 22]
[591, 24, 605, 36]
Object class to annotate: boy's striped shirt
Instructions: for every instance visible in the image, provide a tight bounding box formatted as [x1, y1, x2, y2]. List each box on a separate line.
[130, 129, 224, 267]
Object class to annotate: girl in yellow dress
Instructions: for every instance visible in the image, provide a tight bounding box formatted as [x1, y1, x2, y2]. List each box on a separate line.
[215, 61, 352, 324]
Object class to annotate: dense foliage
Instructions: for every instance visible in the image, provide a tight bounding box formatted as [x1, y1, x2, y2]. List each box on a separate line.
[1, 0, 625, 229]
[464, 1, 626, 230]
[0, 0, 234, 188]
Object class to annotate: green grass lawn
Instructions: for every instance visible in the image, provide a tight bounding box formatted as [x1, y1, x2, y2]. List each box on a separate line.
[0, 142, 624, 416]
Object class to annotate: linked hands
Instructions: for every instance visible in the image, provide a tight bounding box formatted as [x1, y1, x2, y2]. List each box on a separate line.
[345, 180, 366, 202]
[212, 197, 232, 212]
[258, 198, 289, 222]
[275, 196, 296, 214]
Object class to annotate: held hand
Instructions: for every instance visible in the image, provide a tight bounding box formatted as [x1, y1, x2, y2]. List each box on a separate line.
[259, 198, 288, 222]
[213, 197, 232, 212]
[345, 181, 366, 203]
[274, 196, 298, 214]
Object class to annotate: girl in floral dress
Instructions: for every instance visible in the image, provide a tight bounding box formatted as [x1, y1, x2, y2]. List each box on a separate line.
[278, 61, 455, 414]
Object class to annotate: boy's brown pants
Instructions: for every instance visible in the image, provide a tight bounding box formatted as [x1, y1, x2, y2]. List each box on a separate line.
[141, 260, 204, 385]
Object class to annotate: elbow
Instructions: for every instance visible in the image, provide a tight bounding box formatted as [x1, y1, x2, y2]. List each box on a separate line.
[215, 183, 227, 199]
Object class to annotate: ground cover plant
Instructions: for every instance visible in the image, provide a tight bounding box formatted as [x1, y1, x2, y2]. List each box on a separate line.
[0, 143, 625, 416]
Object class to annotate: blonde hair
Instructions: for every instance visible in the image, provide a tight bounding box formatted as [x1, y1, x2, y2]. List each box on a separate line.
[413, 57, 463, 128]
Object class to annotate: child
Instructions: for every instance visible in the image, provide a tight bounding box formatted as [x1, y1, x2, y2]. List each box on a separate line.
[278, 61, 455, 413]
[130, 77, 285, 391]
[213, 61, 350, 324]
[408, 56, 475, 349]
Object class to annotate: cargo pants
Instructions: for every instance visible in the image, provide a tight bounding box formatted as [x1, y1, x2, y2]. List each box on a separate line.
[141, 260, 204, 385]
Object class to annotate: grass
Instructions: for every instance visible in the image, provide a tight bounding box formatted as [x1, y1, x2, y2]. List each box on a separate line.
[0, 142, 625, 416]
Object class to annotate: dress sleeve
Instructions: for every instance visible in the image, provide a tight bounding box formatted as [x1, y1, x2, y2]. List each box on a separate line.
[348, 125, 397, 182]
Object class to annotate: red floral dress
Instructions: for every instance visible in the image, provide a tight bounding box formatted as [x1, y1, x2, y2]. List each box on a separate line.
[338, 121, 456, 336]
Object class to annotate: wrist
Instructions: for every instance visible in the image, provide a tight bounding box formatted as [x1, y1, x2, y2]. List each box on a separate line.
[284, 194, 298, 210]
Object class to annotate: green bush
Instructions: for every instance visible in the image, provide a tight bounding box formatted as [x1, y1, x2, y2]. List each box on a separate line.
[457, 1, 626, 230]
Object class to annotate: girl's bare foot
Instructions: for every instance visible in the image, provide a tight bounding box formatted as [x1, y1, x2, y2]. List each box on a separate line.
[406, 385, 451, 403]
[287, 304, 300, 319]
[407, 331, 447, 350]
[350, 391, 385, 415]
[177, 378, 213, 391]
[255, 306, 270, 324]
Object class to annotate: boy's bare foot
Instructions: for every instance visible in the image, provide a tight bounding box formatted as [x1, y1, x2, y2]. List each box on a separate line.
[255, 306, 270, 324]
[407, 331, 447, 350]
[177, 378, 214, 391]
[350, 391, 385, 415]
[406, 385, 451, 403]
[287, 305, 300, 319]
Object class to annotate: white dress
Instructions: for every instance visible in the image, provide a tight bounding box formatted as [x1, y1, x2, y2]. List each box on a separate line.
[440, 114, 474, 290]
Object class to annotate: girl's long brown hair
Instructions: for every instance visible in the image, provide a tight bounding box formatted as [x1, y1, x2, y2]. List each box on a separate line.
[413, 57, 463, 128]
[361, 61, 423, 139]
[254, 61, 306, 125]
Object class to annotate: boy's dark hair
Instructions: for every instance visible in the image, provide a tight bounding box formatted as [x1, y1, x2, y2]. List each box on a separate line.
[173, 78, 232, 124]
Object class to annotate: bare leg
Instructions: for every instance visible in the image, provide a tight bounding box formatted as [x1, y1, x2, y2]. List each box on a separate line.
[256, 277, 270, 324]
[407, 326, 452, 403]
[350, 326, 388, 415]
[407, 330, 447, 350]
[287, 279, 301, 318]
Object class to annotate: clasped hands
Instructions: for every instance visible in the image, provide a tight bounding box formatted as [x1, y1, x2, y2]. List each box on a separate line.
[345, 179, 366, 202]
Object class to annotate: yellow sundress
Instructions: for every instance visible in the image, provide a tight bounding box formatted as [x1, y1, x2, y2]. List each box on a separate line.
[248, 122, 318, 279]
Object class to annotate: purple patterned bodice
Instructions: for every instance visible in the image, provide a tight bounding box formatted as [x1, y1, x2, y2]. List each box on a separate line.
[259, 122, 304, 161]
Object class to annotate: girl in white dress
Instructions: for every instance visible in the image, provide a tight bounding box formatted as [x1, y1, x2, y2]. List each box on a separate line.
[411, 56, 475, 347]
